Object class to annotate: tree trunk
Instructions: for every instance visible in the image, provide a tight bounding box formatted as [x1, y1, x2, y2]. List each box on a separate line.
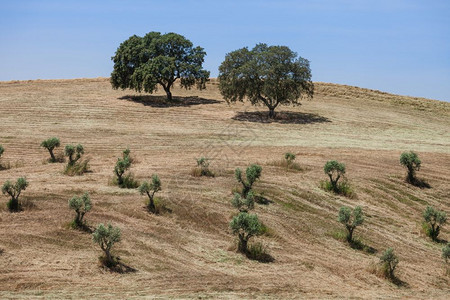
[238, 236, 248, 253]
[347, 227, 353, 243]
[8, 197, 19, 212]
[148, 197, 156, 213]
[48, 149, 56, 162]
[268, 107, 275, 119]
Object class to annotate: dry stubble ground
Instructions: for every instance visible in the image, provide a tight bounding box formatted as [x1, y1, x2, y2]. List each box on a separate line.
[0, 78, 449, 299]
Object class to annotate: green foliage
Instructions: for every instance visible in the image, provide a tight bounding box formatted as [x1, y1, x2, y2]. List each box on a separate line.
[323, 160, 347, 193]
[64, 159, 90, 176]
[338, 206, 364, 243]
[111, 31, 210, 101]
[192, 157, 214, 177]
[92, 223, 121, 266]
[68, 192, 92, 229]
[0, 145, 4, 158]
[64, 144, 84, 165]
[235, 164, 262, 197]
[423, 206, 447, 241]
[284, 152, 296, 169]
[139, 174, 162, 213]
[2, 177, 28, 212]
[380, 247, 399, 279]
[40, 137, 61, 162]
[114, 149, 134, 188]
[442, 243, 450, 263]
[218, 43, 314, 118]
[230, 212, 261, 253]
[400, 151, 421, 183]
[231, 191, 255, 212]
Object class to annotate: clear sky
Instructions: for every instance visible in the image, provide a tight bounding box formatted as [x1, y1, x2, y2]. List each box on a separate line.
[1, 0, 449, 101]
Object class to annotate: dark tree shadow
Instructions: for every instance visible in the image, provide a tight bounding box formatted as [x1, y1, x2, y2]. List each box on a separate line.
[0, 248, 4, 255]
[118, 95, 221, 107]
[246, 251, 275, 263]
[100, 256, 138, 274]
[407, 177, 431, 189]
[349, 239, 377, 254]
[389, 275, 409, 288]
[232, 111, 331, 124]
[254, 195, 274, 205]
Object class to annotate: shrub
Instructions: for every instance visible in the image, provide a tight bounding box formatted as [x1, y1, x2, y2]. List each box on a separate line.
[0, 145, 4, 160]
[92, 223, 121, 267]
[139, 174, 162, 213]
[235, 164, 262, 197]
[400, 151, 421, 184]
[247, 241, 274, 262]
[423, 206, 447, 241]
[192, 157, 214, 177]
[380, 247, 399, 279]
[443, 243, 450, 263]
[231, 191, 254, 212]
[114, 148, 138, 188]
[68, 192, 92, 229]
[338, 206, 364, 243]
[284, 152, 296, 169]
[230, 212, 261, 253]
[0, 145, 6, 170]
[2, 177, 28, 212]
[323, 160, 345, 192]
[40, 137, 61, 162]
[65, 144, 84, 165]
[64, 144, 89, 175]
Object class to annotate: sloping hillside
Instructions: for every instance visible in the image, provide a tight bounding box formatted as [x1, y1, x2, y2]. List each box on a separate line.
[0, 78, 449, 299]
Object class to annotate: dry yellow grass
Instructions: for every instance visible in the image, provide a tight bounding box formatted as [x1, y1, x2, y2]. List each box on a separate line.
[0, 78, 449, 299]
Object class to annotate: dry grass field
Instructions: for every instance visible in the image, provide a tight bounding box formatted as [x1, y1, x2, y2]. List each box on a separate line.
[0, 78, 449, 299]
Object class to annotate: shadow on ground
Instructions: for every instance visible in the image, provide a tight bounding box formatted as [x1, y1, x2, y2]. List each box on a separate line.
[232, 111, 331, 124]
[118, 95, 221, 107]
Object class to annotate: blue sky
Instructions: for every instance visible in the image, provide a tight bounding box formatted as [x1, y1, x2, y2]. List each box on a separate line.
[1, 0, 449, 101]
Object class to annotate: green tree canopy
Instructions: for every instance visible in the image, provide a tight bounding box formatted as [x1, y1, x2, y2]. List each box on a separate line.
[2, 177, 28, 212]
[400, 151, 421, 183]
[230, 212, 261, 253]
[338, 206, 364, 243]
[324, 160, 346, 191]
[40, 137, 60, 162]
[111, 31, 210, 101]
[218, 43, 313, 118]
[423, 206, 447, 241]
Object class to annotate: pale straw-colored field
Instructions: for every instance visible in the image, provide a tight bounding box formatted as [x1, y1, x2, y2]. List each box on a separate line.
[0, 78, 449, 299]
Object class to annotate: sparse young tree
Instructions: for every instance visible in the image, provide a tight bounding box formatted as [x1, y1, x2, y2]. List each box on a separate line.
[231, 191, 255, 212]
[194, 157, 214, 177]
[65, 144, 84, 166]
[68, 192, 92, 228]
[218, 43, 314, 118]
[114, 149, 131, 187]
[442, 243, 450, 263]
[111, 31, 210, 101]
[338, 206, 364, 243]
[284, 152, 296, 169]
[324, 160, 346, 192]
[400, 151, 421, 184]
[235, 164, 262, 198]
[40, 137, 60, 162]
[380, 247, 399, 279]
[423, 206, 447, 241]
[2, 177, 28, 212]
[139, 174, 162, 213]
[230, 212, 261, 253]
[92, 223, 121, 266]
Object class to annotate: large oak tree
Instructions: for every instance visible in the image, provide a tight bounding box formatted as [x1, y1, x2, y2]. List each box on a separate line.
[111, 32, 210, 100]
[218, 43, 314, 118]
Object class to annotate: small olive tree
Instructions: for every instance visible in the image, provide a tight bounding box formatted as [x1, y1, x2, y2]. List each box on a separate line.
[284, 152, 296, 169]
[323, 160, 346, 192]
[423, 206, 447, 241]
[114, 149, 132, 187]
[400, 151, 421, 184]
[231, 191, 255, 212]
[65, 144, 84, 165]
[442, 243, 450, 263]
[139, 174, 162, 213]
[194, 157, 214, 177]
[230, 212, 261, 253]
[40, 137, 60, 162]
[92, 223, 121, 266]
[380, 247, 399, 279]
[68, 192, 92, 228]
[2, 177, 28, 212]
[338, 206, 364, 243]
[235, 164, 262, 197]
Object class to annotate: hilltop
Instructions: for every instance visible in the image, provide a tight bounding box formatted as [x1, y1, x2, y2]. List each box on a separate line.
[0, 78, 449, 299]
